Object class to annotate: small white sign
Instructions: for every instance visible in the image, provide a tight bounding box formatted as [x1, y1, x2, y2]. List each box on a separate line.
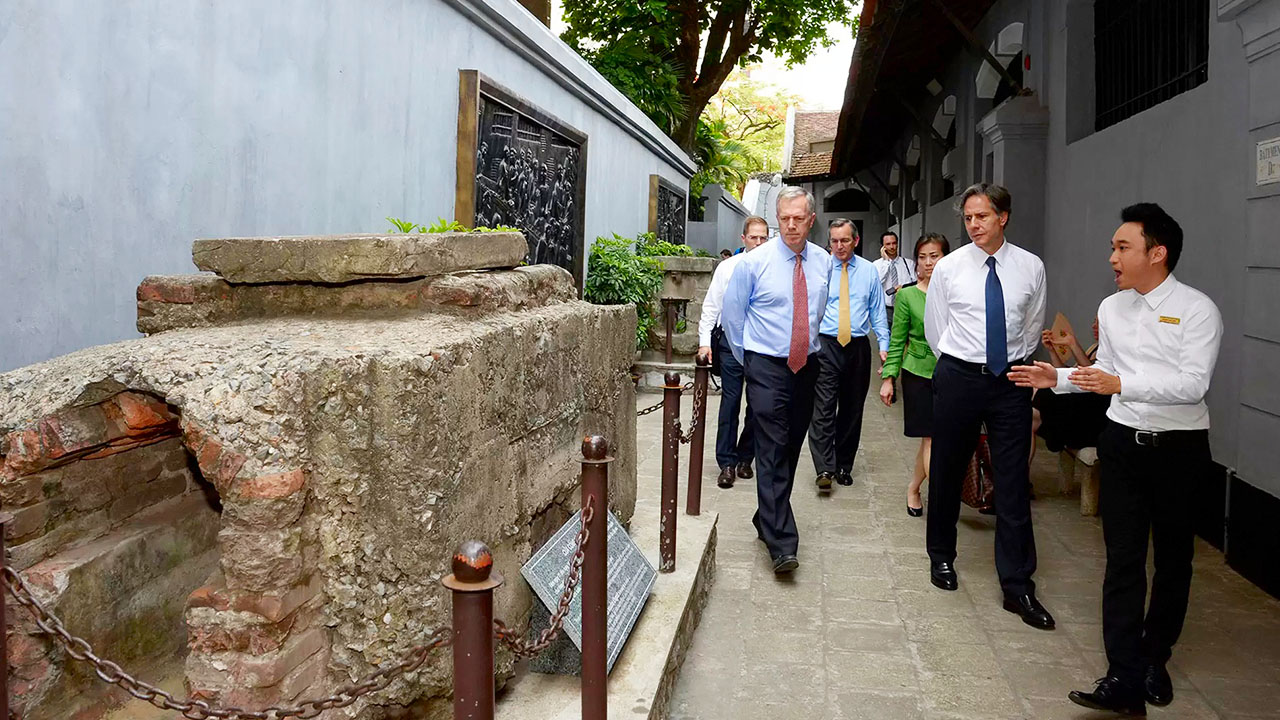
[1259, 137, 1280, 186]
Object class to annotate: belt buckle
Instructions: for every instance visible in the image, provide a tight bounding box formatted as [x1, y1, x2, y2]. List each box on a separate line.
[1134, 431, 1158, 447]
[979, 363, 990, 375]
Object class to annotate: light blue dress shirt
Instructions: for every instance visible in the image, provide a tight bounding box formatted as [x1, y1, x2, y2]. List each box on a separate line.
[818, 255, 890, 352]
[721, 237, 832, 364]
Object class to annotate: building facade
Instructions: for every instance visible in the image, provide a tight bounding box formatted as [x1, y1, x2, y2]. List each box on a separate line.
[827, 0, 1280, 595]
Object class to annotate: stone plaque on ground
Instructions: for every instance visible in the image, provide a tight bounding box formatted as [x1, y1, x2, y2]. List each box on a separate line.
[521, 509, 656, 674]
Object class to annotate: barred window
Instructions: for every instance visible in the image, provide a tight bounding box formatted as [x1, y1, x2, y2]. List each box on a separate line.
[1094, 0, 1209, 131]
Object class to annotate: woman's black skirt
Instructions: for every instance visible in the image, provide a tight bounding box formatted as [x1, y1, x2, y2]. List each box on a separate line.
[901, 369, 934, 438]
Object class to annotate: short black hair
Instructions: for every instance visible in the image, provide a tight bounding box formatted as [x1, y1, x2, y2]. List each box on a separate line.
[914, 233, 951, 259]
[1120, 202, 1183, 272]
[880, 231, 899, 242]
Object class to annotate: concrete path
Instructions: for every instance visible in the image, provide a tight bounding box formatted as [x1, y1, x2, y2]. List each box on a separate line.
[638, 387, 1280, 719]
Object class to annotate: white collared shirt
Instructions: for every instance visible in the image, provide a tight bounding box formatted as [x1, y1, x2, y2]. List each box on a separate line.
[699, 252, 747, 346]
[873, 255, 916, 306]
[1054, 275, 1222, 432]
[924, 239, 1046, 364]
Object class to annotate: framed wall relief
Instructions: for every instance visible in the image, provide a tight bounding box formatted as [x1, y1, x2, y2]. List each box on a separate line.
[456, 70, 588, 291]
[648, 175, 687, 246]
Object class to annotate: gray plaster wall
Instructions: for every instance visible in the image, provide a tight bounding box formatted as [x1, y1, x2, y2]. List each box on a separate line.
[0, 0, 694, 372]
[1040, 0, 1251, 484]
[687, 184, 751, 255]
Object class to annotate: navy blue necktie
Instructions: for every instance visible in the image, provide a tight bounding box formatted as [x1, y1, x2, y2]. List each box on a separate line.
[985, 256, 1008, 376]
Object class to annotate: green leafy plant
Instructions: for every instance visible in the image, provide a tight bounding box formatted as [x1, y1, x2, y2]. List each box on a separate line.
[583, 233, 665, 350]
[425, 217, 467, 233]
[386, 216, 520, 234]
[636, 232, 694, 258]
[694, 248, 715, 258]
[386, 217, 421, 233]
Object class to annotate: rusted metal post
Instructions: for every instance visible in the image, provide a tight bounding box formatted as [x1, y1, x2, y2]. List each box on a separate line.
[664, 301, 675, 365]
[442, 541, 504, 720]
[0, 509, 10, 720]
[686, 356, 710, 516]
[580, 436, 612, 720]
[660, 371, 681, 572]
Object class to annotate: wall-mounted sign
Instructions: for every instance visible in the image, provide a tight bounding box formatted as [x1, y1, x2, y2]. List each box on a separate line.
[456, 70, 588, 290]
[1258, 137, 1280, 186]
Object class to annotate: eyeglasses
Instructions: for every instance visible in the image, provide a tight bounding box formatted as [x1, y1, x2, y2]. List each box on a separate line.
[745, 234, 769, 242]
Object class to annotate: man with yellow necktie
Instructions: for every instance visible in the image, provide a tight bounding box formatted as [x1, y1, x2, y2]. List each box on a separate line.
[808, 219, 890, 493]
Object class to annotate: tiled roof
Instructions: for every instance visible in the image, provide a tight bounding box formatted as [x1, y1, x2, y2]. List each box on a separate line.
[786, 111, 839, 179]
[794, 111, 840, 151]
[786, 151, 833, 179]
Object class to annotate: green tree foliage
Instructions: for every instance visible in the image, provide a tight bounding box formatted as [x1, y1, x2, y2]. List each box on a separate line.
[704, 69, 798, 173]
[561, 0, 858, 153]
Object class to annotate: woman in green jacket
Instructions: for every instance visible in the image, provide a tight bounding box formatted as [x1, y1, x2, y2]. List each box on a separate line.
[879, 233, 950, 516]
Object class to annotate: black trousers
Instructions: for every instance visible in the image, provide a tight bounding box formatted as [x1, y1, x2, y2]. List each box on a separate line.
[745, 350, 819, 559]
[808, 334, 872, 475]
[927, 355, 1037, 595]
[715, 333, 756, 469]
[1098, 420, 1208, 686]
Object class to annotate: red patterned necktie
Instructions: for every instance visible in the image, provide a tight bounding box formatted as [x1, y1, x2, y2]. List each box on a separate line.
[788, 254, 809, 373]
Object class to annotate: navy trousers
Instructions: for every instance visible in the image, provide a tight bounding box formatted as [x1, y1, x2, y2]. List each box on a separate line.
[745, 351, 819, 560]
[715, 333, 756, 469]
[808, 334, 872, 475]
[926, 354, 1038, 595]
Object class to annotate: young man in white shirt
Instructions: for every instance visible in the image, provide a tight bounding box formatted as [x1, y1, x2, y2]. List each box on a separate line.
[873, 231, 916, 327]
[923, 183, 1054, 631]
[1011, 203, 1222, 716]
[698, 216, 769, 489]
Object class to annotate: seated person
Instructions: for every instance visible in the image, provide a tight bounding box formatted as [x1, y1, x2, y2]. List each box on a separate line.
[1032, 317, 1111, 453]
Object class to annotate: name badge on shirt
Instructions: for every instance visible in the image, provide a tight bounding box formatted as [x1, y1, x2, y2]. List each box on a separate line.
[1159, 316, 1180, 325]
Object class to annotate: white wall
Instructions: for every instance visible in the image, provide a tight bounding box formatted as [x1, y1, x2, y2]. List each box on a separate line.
[0, 0, 694, 371]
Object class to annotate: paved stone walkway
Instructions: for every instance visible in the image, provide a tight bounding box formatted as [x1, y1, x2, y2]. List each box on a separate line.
[638, 386, 1280, 720]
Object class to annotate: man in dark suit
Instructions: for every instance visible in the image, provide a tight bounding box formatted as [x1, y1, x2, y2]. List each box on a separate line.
[808, 219, 889, 492]
[923, 183, 1055, 630]
[721, 186, 831, 574]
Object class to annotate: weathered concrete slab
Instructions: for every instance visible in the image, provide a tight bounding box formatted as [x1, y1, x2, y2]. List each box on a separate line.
[495, 503, 717, 720]
[191, 232, 528, 284]
[136, 265, 575, 334]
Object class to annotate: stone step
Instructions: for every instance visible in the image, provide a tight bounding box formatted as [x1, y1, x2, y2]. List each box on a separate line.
[495, 501, 717, 720]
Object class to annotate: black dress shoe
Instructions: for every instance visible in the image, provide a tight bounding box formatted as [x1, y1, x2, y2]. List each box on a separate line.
[735, 461, 753, 479]
[1068, 677, 1146, 716]
[930, 561, 958, 591]
[906, 505, 923, 517]
[772, 554, 799, 574]
[717, 467, 736, 489]
[1002, 593, 1056, 630]
[1144, 663, 1172, 707]
[836, 470, 853, 486]
[815, 472, 834, 492]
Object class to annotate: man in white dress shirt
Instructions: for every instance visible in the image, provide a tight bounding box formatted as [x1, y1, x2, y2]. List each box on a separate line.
[923, 183, 1055, 631]
[698, 216, 769, 489]
[873, 231, 917, 328]
[1010, 203, 1222, 716]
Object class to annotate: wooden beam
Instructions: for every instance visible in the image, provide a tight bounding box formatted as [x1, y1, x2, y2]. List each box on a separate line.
[892, 89, 950, 148]
[928, 0, 1027, 96]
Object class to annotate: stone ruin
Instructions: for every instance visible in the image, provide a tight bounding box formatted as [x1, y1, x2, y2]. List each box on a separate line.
[0, 232, 637, 719]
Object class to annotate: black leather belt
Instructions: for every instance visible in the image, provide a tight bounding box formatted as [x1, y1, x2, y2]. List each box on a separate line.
[942, 354, 1030, 377]
[1111, 422, 1206, 448]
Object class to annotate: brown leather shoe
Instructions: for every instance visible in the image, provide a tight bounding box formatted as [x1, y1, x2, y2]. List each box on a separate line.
[815, 472, 834, 493]
[717, 467, 736, 489]
[735, 461, 753, 479]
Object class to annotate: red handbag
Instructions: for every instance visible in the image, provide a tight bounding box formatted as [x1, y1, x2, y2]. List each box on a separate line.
[961, 432, 996, 511]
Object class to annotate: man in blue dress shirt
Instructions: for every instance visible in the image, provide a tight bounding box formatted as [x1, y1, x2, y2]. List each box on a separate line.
[809, 219, 890, 493]
[722, 186, 832, 574]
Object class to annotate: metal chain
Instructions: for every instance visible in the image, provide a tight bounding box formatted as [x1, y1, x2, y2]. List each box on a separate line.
[493, 495, 595, 658]
[2, 565, 448, 720]
[678, 378, 707, 444]
[635, 381, 694, 417]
